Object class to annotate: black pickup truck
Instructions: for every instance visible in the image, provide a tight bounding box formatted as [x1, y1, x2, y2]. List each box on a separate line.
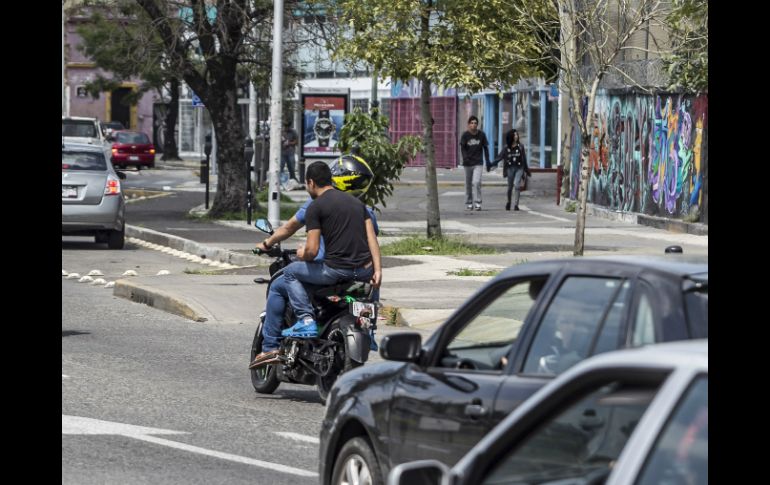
[319, 255, 708, 485]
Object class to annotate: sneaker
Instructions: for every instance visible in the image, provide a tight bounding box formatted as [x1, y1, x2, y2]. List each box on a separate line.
[514, 205, 520, 211]
[249, 349, 280, 369]
[505, 202, 511, 211]
[281, 318, 319, 338]
[474, 204, 482, 211]
[466, 204, 473, 210]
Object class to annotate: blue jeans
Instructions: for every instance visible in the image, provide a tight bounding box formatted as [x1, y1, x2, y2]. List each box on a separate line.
[283, 261, 374, 321]
[280, 152, 296, 180]
[262, 274, 290, 352]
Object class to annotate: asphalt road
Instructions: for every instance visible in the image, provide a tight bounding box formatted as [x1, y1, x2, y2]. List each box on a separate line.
[62, 244, 326, 485]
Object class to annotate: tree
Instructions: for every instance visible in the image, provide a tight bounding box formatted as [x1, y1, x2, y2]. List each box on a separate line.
[517, 0, 669, 255]
[664, 0, 707, 94]
[322, 0, 546, 238]
[75, 2, 182, 161]
[338, 108, 423, 211]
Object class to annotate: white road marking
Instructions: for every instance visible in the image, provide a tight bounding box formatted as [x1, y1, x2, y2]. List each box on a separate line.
[62, 415, 318, 477]
[274, 432, 320, 444]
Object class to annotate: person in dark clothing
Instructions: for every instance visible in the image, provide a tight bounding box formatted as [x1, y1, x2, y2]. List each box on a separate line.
[493, 129, 531, 211]
[281, 122, 299, 181]
[459, 115, 491, 211]
[280, 161, 382, 338]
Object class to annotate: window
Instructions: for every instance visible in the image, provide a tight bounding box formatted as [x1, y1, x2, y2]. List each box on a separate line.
[352, 98, 369, 114]
[523, 277, 627, 375]
[632, 283, 657, 347]
[684, 277, 708, 338]
[441, 278, 546, 370]
[636, 376, 708, 485]
[593, 280, 631, 355]
[62, 120, 98, 138]
[482, 381, 660, 485]
[62, 151, 106, 171]
[115, 132, 150, 144]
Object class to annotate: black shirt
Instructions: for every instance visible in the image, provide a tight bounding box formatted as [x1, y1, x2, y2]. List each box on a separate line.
[305, 189, 372, 269]
[459, 130, 490, 166]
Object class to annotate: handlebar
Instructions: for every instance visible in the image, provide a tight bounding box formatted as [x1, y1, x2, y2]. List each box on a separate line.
[252, 245, 298, 258]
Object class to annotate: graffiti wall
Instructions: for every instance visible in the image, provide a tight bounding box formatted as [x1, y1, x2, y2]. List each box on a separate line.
[569, 92, 708, 221]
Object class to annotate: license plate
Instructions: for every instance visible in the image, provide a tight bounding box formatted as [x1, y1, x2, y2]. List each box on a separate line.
[129, 155, 139, 161]
[350, 301, 376, 318]
[62, 186, 77, 198]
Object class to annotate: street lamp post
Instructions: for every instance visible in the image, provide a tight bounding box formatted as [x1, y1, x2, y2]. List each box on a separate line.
[244, 137, 255, 225]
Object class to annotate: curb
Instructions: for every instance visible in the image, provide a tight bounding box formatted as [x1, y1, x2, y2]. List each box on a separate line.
[113, 279, 211, 322]
[126, 225, 268, 267]
[558, 200, 708, 236]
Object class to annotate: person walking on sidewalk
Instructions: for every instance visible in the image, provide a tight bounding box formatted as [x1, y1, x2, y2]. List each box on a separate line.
[280, 121, 299, 182]
[459, 115, 491, 211]
[495, 129, 531, 211]
[279, 160, 382, 341]
[249, 157, 380, 368]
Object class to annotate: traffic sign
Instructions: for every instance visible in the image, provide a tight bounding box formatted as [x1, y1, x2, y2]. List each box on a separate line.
[192, 93, 204, 108]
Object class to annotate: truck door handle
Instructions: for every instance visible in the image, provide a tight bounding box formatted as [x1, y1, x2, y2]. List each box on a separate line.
[464, 402, 487, 418]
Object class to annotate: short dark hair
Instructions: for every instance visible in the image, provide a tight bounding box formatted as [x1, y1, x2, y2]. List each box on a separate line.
[306, 161, 332, 187]
[468, 115, 479, 124]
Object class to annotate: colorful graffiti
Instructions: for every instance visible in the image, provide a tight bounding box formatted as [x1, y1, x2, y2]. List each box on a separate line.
[569, 93, 707, 220]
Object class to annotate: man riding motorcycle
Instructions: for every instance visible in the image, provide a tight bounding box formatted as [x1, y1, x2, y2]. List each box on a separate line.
[249, 156, 379, 369]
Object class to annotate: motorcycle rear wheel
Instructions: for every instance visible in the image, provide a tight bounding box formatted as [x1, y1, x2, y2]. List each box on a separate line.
[316, 320, 363, 403]
[250, 322, 280, 394]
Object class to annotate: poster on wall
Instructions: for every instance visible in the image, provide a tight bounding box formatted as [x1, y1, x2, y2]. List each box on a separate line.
[300, 88, 349, 158]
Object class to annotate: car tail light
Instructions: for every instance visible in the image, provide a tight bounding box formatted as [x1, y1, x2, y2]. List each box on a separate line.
[104, 175, 121, 196]
[149, 147, 156, 154]
[111, 146, 118, 155]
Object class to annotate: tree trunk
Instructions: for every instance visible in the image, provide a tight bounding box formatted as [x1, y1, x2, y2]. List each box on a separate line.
[204, 83, 249, 217]
[573, 135, 590, 256]
[162, 77, 181, 161]
[420, 77, 441, 239]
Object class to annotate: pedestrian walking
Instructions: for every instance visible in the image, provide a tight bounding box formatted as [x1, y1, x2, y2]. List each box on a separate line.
[459, 115, 491, 211]
[281, 121, 299, 182]
[493, 129, 531, 211]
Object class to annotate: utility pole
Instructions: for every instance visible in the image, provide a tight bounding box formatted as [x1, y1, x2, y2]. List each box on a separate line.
[249, 82, 257, 184]
[267, 0, 284, 229]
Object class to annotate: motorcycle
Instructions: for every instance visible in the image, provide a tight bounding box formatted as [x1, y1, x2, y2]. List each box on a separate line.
[249, 219, 377, 402]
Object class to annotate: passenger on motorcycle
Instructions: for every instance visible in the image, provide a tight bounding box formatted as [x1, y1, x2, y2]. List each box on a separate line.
[249, 156, 379, 368]
[280, 159, 381, 340]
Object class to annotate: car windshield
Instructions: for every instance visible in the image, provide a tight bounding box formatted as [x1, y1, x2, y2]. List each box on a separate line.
[63, 121, 98, 138]
[62, 151, 107, 171]
[116, 132, 150, 144]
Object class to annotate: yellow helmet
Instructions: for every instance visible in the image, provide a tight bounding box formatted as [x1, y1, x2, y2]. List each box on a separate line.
[330, 155, 373, 198]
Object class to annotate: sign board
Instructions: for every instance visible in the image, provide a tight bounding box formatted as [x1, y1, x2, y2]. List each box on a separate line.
[192, 93, 204, 108]
[300, 88, 349, 158]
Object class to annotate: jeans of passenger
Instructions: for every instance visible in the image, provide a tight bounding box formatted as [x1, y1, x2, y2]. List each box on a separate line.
[283, 261, 374, 322]
[464, 164, 483, 205]
[280, 152, 296, 180]
[262, 274, 289, 352]
[506, 166, 525, 207]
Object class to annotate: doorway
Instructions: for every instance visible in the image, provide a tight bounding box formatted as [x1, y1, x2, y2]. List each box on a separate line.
[110, 87, 132, 129]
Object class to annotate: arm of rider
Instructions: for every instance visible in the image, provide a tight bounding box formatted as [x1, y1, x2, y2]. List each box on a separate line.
[365, 218, 382, 288]
[258, 216, 302, 251]
[300, 228, 321, 261]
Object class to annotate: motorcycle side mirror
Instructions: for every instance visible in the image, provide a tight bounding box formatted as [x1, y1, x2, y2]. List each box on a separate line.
[255, 219, 273, 234]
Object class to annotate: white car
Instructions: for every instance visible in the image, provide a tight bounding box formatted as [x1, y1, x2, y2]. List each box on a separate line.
[62, 116, 107, 148]
[389, 340, 708, 485]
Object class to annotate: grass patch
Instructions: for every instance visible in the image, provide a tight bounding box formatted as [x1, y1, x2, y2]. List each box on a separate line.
[256, 187, 295, 203]
[381, 236, 497, 256]
[447, 268, 502, 277]
[379, 306, 401, 326]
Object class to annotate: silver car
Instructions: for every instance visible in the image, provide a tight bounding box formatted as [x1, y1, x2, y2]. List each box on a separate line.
[62, 142, 126, 249]
[389, 340, 708, 485]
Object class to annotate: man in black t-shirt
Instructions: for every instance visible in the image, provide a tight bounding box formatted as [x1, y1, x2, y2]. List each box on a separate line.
[459, 115, 491, 211]
[280, 161, 382, 338]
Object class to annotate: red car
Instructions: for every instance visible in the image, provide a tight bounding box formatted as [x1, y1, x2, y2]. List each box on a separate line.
[109, 130, 155, 169]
